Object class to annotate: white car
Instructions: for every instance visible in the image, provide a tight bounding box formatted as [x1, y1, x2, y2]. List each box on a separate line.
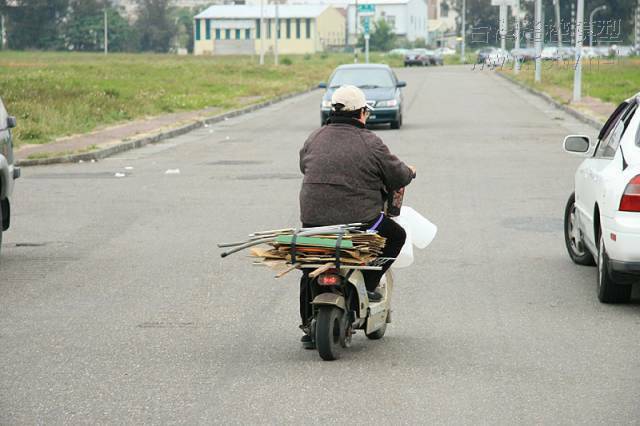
[435, 47, 456, 56]
[485, 48, 512, 66]
[0, 97, 19, 255]
[563, 93, 640, 303]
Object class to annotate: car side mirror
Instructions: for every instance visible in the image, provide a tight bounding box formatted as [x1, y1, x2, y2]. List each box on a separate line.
[396, 81, 407, 88]
[563, 135, 591, 156]
[7, 116, 16, 129]
[318, 82, 327, 89]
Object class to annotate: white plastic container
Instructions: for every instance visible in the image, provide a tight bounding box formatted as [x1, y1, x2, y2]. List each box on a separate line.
[398, 206, 437, 249]
[392, 230, 414, 268]
[390, 206, 437, 269]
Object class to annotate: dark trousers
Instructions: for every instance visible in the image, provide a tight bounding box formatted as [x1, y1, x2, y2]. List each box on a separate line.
[299, 216, 406, 326]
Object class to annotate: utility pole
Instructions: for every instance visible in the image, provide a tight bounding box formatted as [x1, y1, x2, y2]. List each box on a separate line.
[589, 5, 606, 48]
[514, 0, 521, 73]
[460, 0, 466, 63]
[573, 0, 584, 102]
[354, 0, 359, 63]
[499, 3, 507, 51]
[534, 0, 542, 82]
[364, 16, 370, 63]
[365, 33, 369, 63]
[259, 0, 264, 65]
[636, 0, 640, 53]
[1, 14, 6, 50]
[554, 0, 562, 47]
[571, 2, 575, 44]
[274, 0, 279, 66]
[104, 5, 108, 55]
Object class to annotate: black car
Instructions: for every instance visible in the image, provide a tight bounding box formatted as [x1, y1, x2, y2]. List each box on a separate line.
[404, 49, 429, 66]
[423, 49, 444, 66]
[319, 64, 406, 129]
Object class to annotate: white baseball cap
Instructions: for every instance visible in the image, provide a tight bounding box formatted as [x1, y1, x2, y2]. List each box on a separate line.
[331, 85, 372, 112]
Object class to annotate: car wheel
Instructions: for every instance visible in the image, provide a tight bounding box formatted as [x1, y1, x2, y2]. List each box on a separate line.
[390, 114, 402, 129]
[597, 231, 632, 303]
[563, 193, 595, 266]
[0, 198, 3, 256]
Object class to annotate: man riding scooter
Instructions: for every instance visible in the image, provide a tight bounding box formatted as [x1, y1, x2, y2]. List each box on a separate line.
[298, 85, 416, 348]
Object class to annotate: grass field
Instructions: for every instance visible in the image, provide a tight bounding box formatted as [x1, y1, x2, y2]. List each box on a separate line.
[0, 51, 402, 148]
[500, 57, 640, 105]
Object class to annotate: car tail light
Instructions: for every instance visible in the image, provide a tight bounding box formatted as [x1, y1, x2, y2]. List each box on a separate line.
[318, 273, 341, 286]
[619, 175, 640, 212]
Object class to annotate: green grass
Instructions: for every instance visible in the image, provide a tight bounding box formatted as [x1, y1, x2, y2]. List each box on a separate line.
[501, 57, 640, 105]
[0, 51, 402, 148]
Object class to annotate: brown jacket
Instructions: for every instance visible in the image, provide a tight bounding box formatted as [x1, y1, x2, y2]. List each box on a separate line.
[299, 117, 414, 225]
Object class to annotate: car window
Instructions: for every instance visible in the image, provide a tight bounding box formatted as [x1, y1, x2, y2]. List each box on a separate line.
[329, 69, 394, 89]
[597, 102, 628, 141]
[596, 102, 637, 158]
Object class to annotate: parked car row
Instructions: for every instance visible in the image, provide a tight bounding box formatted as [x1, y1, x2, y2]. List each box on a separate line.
[389, 47, 456, 58]
[478, 45, 639, 65]
[404, 49, 443, 67]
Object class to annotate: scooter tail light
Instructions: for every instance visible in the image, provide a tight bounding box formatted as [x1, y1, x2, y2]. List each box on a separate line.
[619, 175, 640, 212]
[318, 273, 341, 286]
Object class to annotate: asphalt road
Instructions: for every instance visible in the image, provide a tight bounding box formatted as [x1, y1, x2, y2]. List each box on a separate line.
[2, 66, 639, 424]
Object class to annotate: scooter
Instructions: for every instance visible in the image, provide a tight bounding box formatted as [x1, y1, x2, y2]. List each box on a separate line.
[303, 260, 393, 361]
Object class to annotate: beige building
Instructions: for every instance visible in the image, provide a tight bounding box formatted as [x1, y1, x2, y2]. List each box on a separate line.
[194, 5, 345, 55]
[427, 0, 458, 47]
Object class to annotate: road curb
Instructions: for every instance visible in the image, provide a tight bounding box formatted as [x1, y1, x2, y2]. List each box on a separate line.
[494, 71, 603, 131]
[17, 87, 317, 167]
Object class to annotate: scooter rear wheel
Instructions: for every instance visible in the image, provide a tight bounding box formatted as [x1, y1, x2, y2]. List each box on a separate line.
[316, 306, 344, 361]
[365, 321, 387, 340]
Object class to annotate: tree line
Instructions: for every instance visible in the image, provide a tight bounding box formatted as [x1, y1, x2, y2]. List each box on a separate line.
[446, 0, 638, 48]
[0, 0, 200, 52]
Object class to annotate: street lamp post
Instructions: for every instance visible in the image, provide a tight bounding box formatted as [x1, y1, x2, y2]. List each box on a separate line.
[499, 2, 507, 51]
[636, 0, 640, 53]
[534, 0, 542, 82]
[554, 0, 562, 48]
[514, 0, 521, 73]
[355, 0, 359, 63]
[259, 0, 265, 65]
[104, 5, 108, 55]
[274, 0, 279, 66]
[589, 5, 606, 47]
[460, 0, 466, 63]
[573, 0, 585, 102]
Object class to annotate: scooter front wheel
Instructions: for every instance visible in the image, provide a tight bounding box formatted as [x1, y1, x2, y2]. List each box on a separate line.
[316, 306, 344, 361]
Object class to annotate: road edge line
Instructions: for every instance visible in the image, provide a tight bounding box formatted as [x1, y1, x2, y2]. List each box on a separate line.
[17, 87, 318, 167]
